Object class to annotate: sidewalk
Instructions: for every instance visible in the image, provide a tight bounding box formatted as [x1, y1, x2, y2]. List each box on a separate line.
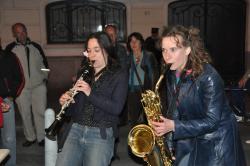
[15, 113, 250, 166]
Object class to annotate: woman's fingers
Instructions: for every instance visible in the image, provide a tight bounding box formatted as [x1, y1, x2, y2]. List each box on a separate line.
[150, 117, 174, 136]
[59, 92, 71, 105]
[151, 120, 164, 135]
[74, 80, 91, 96]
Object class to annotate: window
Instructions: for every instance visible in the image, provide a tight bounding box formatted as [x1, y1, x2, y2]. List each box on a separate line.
[46, 0, 127, 44]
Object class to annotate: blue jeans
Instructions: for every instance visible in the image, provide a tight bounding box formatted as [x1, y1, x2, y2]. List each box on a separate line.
[56, 123, 114, 166]
[0, 98, 16, 166]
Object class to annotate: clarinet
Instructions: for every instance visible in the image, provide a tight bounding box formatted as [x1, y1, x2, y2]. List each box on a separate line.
[45, 57, 94, 141]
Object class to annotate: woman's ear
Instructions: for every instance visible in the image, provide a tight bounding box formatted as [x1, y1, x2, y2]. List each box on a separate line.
[185, 46, 191, 56]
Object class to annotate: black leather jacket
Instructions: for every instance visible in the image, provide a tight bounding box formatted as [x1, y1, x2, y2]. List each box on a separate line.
[166, 64, 246, 166]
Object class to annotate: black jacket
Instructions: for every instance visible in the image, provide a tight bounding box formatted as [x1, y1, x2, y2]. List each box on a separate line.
[166, 64, 246, 166]
[57, 64, 129, 150]
[0, 49, 24, 99]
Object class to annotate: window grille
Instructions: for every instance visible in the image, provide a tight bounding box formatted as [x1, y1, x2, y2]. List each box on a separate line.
[46, 0, 127, 43]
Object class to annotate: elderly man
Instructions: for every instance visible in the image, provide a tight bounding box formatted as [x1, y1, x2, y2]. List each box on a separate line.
[6, 23, 49, 147]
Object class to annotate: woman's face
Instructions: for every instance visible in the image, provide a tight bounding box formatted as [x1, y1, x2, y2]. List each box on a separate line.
[162, 35, 190, 71]
[87, 38, 107, 71]
[130, 36, 142, 52]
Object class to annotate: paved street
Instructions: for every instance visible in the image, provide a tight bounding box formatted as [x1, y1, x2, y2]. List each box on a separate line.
[15, 116, 250, 166]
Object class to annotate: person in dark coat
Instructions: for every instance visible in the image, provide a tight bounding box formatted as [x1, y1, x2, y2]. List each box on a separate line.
[151, 25, 246, 166]
[145, 27, 162, 65]
[104, 24, 129, 70]
[0, 39, 24, 166]
[104, 24, 129, 160]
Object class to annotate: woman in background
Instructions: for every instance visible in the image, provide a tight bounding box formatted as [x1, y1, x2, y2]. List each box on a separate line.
[127, 32, 159, 127]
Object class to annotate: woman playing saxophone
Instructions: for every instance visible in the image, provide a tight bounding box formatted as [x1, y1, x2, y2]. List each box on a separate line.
[151, 25, 246, 166]
[56, 32, 129, 166]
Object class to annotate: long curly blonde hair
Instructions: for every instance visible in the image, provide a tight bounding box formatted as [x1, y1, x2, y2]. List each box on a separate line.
[161, 25, 211, 78]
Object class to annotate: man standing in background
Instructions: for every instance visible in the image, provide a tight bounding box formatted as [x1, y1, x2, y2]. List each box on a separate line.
[104, 24, 129, 161]
[145, 27, 162, 66]
[104, 24, 129, 125]
[104, 24, 129, 69]
[5, 23, 49, 147]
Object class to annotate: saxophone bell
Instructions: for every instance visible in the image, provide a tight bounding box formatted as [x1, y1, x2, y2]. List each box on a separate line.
[128, 63, 173, 166]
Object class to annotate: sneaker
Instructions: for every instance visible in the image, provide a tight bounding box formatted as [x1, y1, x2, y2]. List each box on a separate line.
[246, 140, 250, 144]
[22, 140, 36, 147]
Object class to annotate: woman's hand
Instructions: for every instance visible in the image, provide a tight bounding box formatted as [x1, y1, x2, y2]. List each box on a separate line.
[74, 80, 91, 96]
[59, 92, 71, 106]
[150, 116, 175, 136]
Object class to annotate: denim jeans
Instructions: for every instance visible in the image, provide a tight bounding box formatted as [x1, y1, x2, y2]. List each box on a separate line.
[0, 98, 16, 166]
[56, 123, 114, 166]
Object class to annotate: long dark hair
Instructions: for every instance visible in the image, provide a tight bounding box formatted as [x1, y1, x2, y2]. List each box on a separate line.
[85, 32, 116, 69]
[161, 25, 211, 78]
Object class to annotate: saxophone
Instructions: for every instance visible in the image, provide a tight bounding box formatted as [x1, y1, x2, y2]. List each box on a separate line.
[128, 65, 172, 166]
[45, 57, 94, 141]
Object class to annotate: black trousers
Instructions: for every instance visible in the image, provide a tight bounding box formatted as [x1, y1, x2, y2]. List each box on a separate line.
[127, 91, 144, 127]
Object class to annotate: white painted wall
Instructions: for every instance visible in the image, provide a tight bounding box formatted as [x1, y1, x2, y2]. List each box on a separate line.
[0, 0, 249, 60]
[0, 0, 249, 93]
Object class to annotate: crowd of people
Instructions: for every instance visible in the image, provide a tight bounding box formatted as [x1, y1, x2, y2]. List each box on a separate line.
[0, 22, 249, 166]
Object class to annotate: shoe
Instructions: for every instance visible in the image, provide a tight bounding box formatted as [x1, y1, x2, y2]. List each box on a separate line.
[22, 140, 36, 147]
[38, 139, 45, 147]
[246, 140, 250, 144]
